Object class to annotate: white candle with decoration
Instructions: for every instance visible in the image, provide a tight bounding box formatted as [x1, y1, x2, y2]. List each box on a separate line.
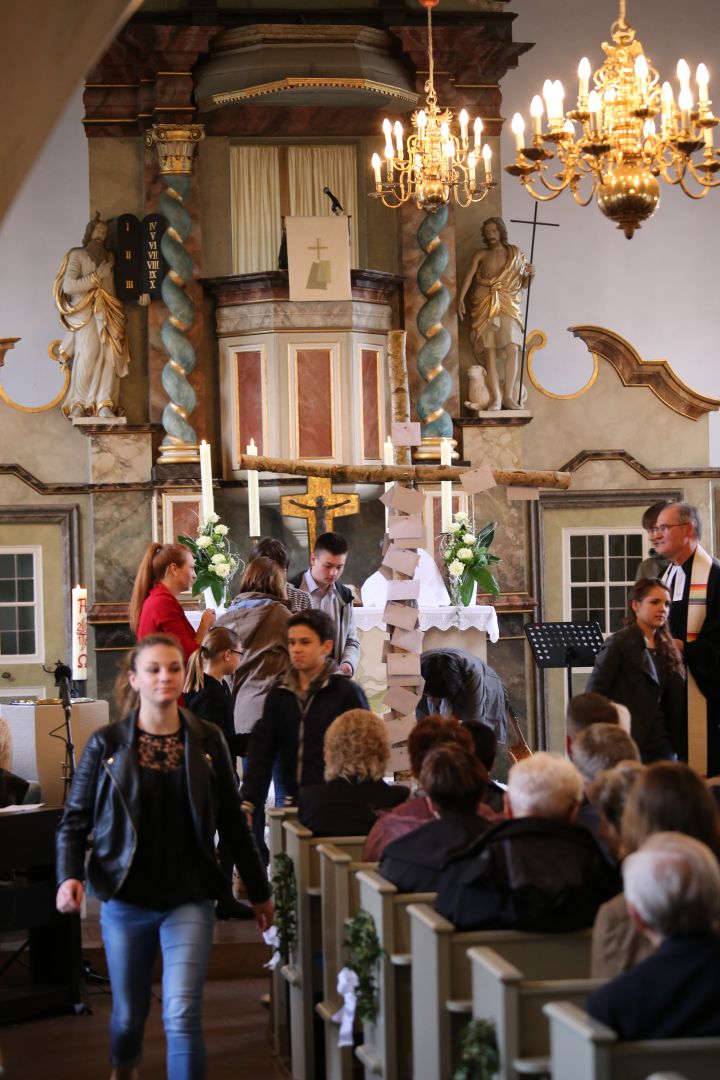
[383, 436, 394, 529]
[440, 438, 453, 532]
[199, 440, 214, 523]
[71, 584, 88, 681]
[247, 439, 261, 537]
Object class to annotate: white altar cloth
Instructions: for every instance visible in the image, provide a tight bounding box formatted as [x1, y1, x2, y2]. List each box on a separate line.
[355, 604, 499, 642]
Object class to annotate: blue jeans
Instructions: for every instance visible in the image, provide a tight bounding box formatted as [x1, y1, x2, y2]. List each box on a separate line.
[100, 898, 215, 1078]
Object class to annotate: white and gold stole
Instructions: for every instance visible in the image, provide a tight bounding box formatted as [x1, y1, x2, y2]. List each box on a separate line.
[685, 545, 713, 774]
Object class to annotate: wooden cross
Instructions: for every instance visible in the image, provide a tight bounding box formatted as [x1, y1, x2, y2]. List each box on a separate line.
[280, 476, 359, 550]
[509, 202, 560, 405]
[309, 238, 327, 259]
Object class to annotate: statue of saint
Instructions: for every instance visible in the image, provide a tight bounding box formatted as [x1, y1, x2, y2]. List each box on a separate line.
[458, 217, 534, 411]
[53, 213, 140, 419]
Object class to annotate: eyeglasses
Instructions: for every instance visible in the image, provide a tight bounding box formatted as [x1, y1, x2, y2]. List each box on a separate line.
[229, 649, 243, 657]
[652, 523, 686, 535]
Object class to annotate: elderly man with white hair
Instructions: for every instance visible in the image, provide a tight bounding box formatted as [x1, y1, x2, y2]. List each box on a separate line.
[587, 832, 720, 1039]
[435, 752, 619, 931]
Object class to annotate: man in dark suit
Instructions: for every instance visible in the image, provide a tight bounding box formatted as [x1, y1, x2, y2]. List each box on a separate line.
[289, 531, 359, 676]
[588, 832, 720, 1039]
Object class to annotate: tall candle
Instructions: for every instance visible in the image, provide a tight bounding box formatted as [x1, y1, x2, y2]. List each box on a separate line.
[383, 436, 394, 531]
[440, 438, 453, 533]
[246, 439, 261, 538]
[71, 585, 88, 682]
[199, 440, 214, 523]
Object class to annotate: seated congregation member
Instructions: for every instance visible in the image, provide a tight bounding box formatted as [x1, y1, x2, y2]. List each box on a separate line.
[362, 716, 475, 862]
[298, 709, 408, 837]
[379, 745, 491, 893]
[588, 760, 646, 864]
[130, 541, 215, 662]
[588, 833, 720, 1039]
[249, 536, 312, 613]
[565, 691, 622, 758]
[241, 610, 368, 823]
[587, 578, 685, 763]
[592, 760, 720, 979]
[435, 753, 619, 932]
[570, 722, 640, 855]
[55, 634, 272, 1079]
[417, 648, 509, 744]
[463, 720, 506, 816]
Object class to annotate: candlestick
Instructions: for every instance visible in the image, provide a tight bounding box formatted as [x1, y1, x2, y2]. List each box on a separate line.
[71, 584, 88, 682]
[440, 438, 453, 533]
[246, 438, 261, 538]
[199, 440, 214, 523]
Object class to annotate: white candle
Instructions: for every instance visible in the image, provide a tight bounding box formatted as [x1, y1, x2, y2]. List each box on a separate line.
[440, 438, 453, 533]
[697, 63, 710, 106]
[578, 57, 591, 101]
[530, 95, 544, 136]
[71, 585, 88, 682]
[383, 436, 394, 531]
[634, 55, 648, 101]
[246, 438, 261, 538]
[511, 113, 526, 152]
[372, 152, 382, 188]
[199, 440, 214, 523]
[482, 143, 492, 183]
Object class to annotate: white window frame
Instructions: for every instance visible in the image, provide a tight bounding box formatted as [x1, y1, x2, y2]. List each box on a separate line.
[562, 526, 648, 654]
[0, 545, 44, 664]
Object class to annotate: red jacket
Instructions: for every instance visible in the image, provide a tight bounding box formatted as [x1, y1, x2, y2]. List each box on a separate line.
[137, 582, 198, 661]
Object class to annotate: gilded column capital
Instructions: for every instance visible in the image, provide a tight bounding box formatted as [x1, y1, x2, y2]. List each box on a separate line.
[145, 124, 205, 176]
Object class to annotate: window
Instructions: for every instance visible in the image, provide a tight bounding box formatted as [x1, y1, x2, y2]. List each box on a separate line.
[563, 528, 646, 635]
[0, 547, 43, 662]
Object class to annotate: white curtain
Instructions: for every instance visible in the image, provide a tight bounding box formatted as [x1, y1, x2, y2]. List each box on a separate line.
[288, 145, 359, 266]
[230, 146, 282, 274]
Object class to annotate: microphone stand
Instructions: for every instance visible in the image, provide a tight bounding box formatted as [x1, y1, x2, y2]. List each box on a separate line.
[44, 660, 76, 802]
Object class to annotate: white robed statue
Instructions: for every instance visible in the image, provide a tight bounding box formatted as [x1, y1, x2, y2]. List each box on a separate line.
[53, 213, 134, 419]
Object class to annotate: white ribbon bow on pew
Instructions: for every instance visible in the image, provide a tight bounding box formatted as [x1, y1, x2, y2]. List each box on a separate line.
[263, 926, 281, 969]
[333, 966, 360, 1047]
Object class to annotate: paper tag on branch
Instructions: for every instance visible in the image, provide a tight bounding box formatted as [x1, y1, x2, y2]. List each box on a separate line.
[380, 485, 425, 515]
[460, 463, 497, 493]
[389, 745, 411, 772]
[384, 685, 423, 714]
[387, 579, 421, 601]
[388, 514, 424, 538]
[387, 652, 422, 677]
[382, 546, 420, 576]
[384, 715, 417, 745]
[506, 487, 539, 501]
[391, 421, 422, 446]
[391, 626, 425, 652]
[382, 602, 419, 631]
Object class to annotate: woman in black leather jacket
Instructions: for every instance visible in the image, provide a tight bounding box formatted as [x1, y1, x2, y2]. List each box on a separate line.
[55, 633, 273, 1080]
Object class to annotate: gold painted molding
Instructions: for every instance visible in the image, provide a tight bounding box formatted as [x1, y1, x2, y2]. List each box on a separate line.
[571, 325, 720, 421]
[208, 77, 418, 108]
[526, 329, 600, 401]
[0, 340, 69, 413]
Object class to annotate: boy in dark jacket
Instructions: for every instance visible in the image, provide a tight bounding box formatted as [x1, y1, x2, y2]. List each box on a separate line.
[241, 610, 368, 821]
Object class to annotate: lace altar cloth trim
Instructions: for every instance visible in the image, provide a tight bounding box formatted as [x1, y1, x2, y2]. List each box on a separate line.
[355, 605, 499, 642]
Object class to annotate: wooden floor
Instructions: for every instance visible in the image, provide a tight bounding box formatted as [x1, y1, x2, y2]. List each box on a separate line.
[0, 976, 289, 1079]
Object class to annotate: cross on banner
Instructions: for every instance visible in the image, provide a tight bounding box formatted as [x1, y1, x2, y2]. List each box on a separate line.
[280, 476, 359, 550]
[509, 202, 560, 406]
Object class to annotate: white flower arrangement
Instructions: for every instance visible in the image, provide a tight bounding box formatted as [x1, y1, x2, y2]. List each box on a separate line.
[179, 515, 243, 605]
[439, 511, 501, 606]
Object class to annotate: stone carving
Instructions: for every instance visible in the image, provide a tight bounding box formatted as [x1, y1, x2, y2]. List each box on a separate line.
[464, 364, 493, 413]
[458, 216, 534, 411]
[53, 214, 143, 419]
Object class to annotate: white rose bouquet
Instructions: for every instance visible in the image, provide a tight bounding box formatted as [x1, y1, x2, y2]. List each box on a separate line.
[178, 513, 243, 605]
[439, 512, 500, 606]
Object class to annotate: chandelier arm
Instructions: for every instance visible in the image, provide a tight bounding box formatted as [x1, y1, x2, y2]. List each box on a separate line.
[677, 173, 714, 198]
[683, 158, 720, 190]
[522, 179, 564, 202]
[569, 183, 596, 207]
[536, 171, 574, 195]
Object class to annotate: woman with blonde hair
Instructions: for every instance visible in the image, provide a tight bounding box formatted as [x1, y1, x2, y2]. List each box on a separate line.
[298, 709, 408, 836]
[184, 625, 244, 761]
[129, 542, 215, 661]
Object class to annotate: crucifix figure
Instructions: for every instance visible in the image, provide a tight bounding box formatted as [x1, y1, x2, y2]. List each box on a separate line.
[280, 476, 359, 550]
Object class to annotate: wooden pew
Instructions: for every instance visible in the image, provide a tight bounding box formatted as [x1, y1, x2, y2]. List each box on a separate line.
[468, 946, 604, 1079]
[266, 806, 298, 1061]
[315, 844, 378, 1080]
[408, 903, 593, 1080]
[355, 869, 436, 1080]
[281, 821, 367, 1080]
[544, 1002, 720, 1080]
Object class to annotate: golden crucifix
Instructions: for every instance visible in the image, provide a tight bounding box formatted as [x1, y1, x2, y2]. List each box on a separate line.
[280, 476, 359, 550]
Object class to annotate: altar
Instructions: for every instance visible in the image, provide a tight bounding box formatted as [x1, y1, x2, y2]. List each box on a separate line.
[354, 603, 499, 714]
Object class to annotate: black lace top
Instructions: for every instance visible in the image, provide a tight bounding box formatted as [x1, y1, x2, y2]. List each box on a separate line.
[117, 728, 216, 909]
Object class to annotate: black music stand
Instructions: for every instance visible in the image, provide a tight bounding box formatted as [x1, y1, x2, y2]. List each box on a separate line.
[525, 621, 605, 701]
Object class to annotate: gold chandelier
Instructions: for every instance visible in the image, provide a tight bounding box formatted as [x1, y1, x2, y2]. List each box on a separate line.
[506, 0, 720, 238]
[370, 0, 493, 211]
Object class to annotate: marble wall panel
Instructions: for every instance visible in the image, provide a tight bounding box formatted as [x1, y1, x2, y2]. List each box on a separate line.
[295, 349, 334, 458]
[92, 490, 152, 603]
[89, 433, 153, 485]
[216, 299, 393, 336]
[361, 348, 381, 460]
[235, 349, 264, 454]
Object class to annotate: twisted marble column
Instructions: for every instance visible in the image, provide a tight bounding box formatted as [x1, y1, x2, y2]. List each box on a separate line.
[145, 124, 204, 463]
[416, 206, 453, 457]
